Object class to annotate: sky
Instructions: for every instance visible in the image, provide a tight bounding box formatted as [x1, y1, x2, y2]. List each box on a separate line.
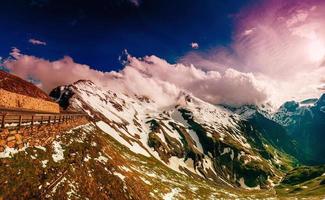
[0, 0, 250, 70]
[2, 0, 325, 108]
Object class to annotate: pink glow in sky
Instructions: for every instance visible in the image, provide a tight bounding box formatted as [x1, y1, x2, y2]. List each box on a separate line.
[181, 0, 325, 105]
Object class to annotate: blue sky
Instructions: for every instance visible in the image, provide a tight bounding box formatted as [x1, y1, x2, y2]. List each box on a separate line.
[0, 0, 253, 71]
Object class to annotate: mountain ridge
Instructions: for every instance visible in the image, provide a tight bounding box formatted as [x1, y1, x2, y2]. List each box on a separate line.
[0, 75, 324, 198]
[50, 79, 300, 189]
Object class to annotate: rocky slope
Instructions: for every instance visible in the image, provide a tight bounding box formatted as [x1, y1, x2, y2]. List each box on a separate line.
[50, 80, 299, 190]
[0, 123, 282, 199]
[0, 78, 324, 199]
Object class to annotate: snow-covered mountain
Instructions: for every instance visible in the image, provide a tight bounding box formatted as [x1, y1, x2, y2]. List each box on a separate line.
[50, 80, 299, 189]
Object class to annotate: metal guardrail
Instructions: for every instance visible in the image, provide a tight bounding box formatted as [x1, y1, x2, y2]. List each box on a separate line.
[0, 107, 87, 130]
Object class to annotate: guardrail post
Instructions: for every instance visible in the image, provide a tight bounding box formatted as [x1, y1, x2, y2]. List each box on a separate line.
[1, 114, 6, 129]
[54, 116, 56, 124]
[31, 115, 34, 127]
[18, 115, 22, 127]
[40, 116, 43, 125]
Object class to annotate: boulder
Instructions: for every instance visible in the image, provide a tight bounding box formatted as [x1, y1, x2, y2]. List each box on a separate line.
[0, 139, 6, 147]
[18, 143, 24, 149]
[7, 141, 16, 148]
[1, 129, 9, 139]
[15, 134, 23, 144]
[6, 136, 16, 142]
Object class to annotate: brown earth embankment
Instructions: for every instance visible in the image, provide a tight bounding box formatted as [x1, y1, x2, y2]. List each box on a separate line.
[0, 89, 59, 113]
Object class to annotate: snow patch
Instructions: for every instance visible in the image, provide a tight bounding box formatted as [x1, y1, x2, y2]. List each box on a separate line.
[41, 160, 49, 168]
[114, 172, 126, 181]
[52, 141, 65, 162]
[96, 121, 150, 157]
[0, 145, 28, 158]
[35, 146, 47, 152]
[95, 155, 108, 164]
[163, 188, 181, 200]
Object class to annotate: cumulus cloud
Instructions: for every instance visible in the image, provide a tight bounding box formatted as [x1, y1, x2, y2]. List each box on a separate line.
[2, 49, 180, 106]
[4, 53, 108, 92]
[3, 49, 268, 107]
[29, 38, 47, 46]
[127, 55, 268, 105]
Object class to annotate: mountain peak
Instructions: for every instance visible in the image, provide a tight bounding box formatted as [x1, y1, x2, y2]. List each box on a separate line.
[73, 79, 95, 86]
[315, 93, 325, 108]
[280, 101, 299, 112]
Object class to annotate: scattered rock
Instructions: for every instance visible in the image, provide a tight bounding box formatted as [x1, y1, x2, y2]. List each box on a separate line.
[1, 129, 9, 138]
[0, 140, 6, 147]
[18, 143, 24, 149]
[15, 134, 23, 144]
[6, 136, 16, 142]
[22, 132, 29, 137]
[7, 140, 16, 148]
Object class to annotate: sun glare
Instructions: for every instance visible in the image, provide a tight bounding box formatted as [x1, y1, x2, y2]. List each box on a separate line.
[308, 38, 325, 62]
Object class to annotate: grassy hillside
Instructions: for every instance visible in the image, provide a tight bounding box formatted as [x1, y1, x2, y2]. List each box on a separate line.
[1, 123, 324, 199]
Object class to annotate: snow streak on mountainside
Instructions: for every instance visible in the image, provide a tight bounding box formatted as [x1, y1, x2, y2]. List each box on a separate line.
[50, 80, 298, 189]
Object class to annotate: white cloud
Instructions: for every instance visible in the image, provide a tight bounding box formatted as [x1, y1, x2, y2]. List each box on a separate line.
[10, 47, 21, 59]
[3, 49, 269, 107]
[128, 55, 268, 105]
[242, 28, 255, 36]
[191, 42, 199, 49]
[29, 38, 47, 46]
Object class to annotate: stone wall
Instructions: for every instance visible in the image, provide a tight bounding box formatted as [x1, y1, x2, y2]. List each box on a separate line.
[0, 117, 89, 152]
[0, 89, 59, 113]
